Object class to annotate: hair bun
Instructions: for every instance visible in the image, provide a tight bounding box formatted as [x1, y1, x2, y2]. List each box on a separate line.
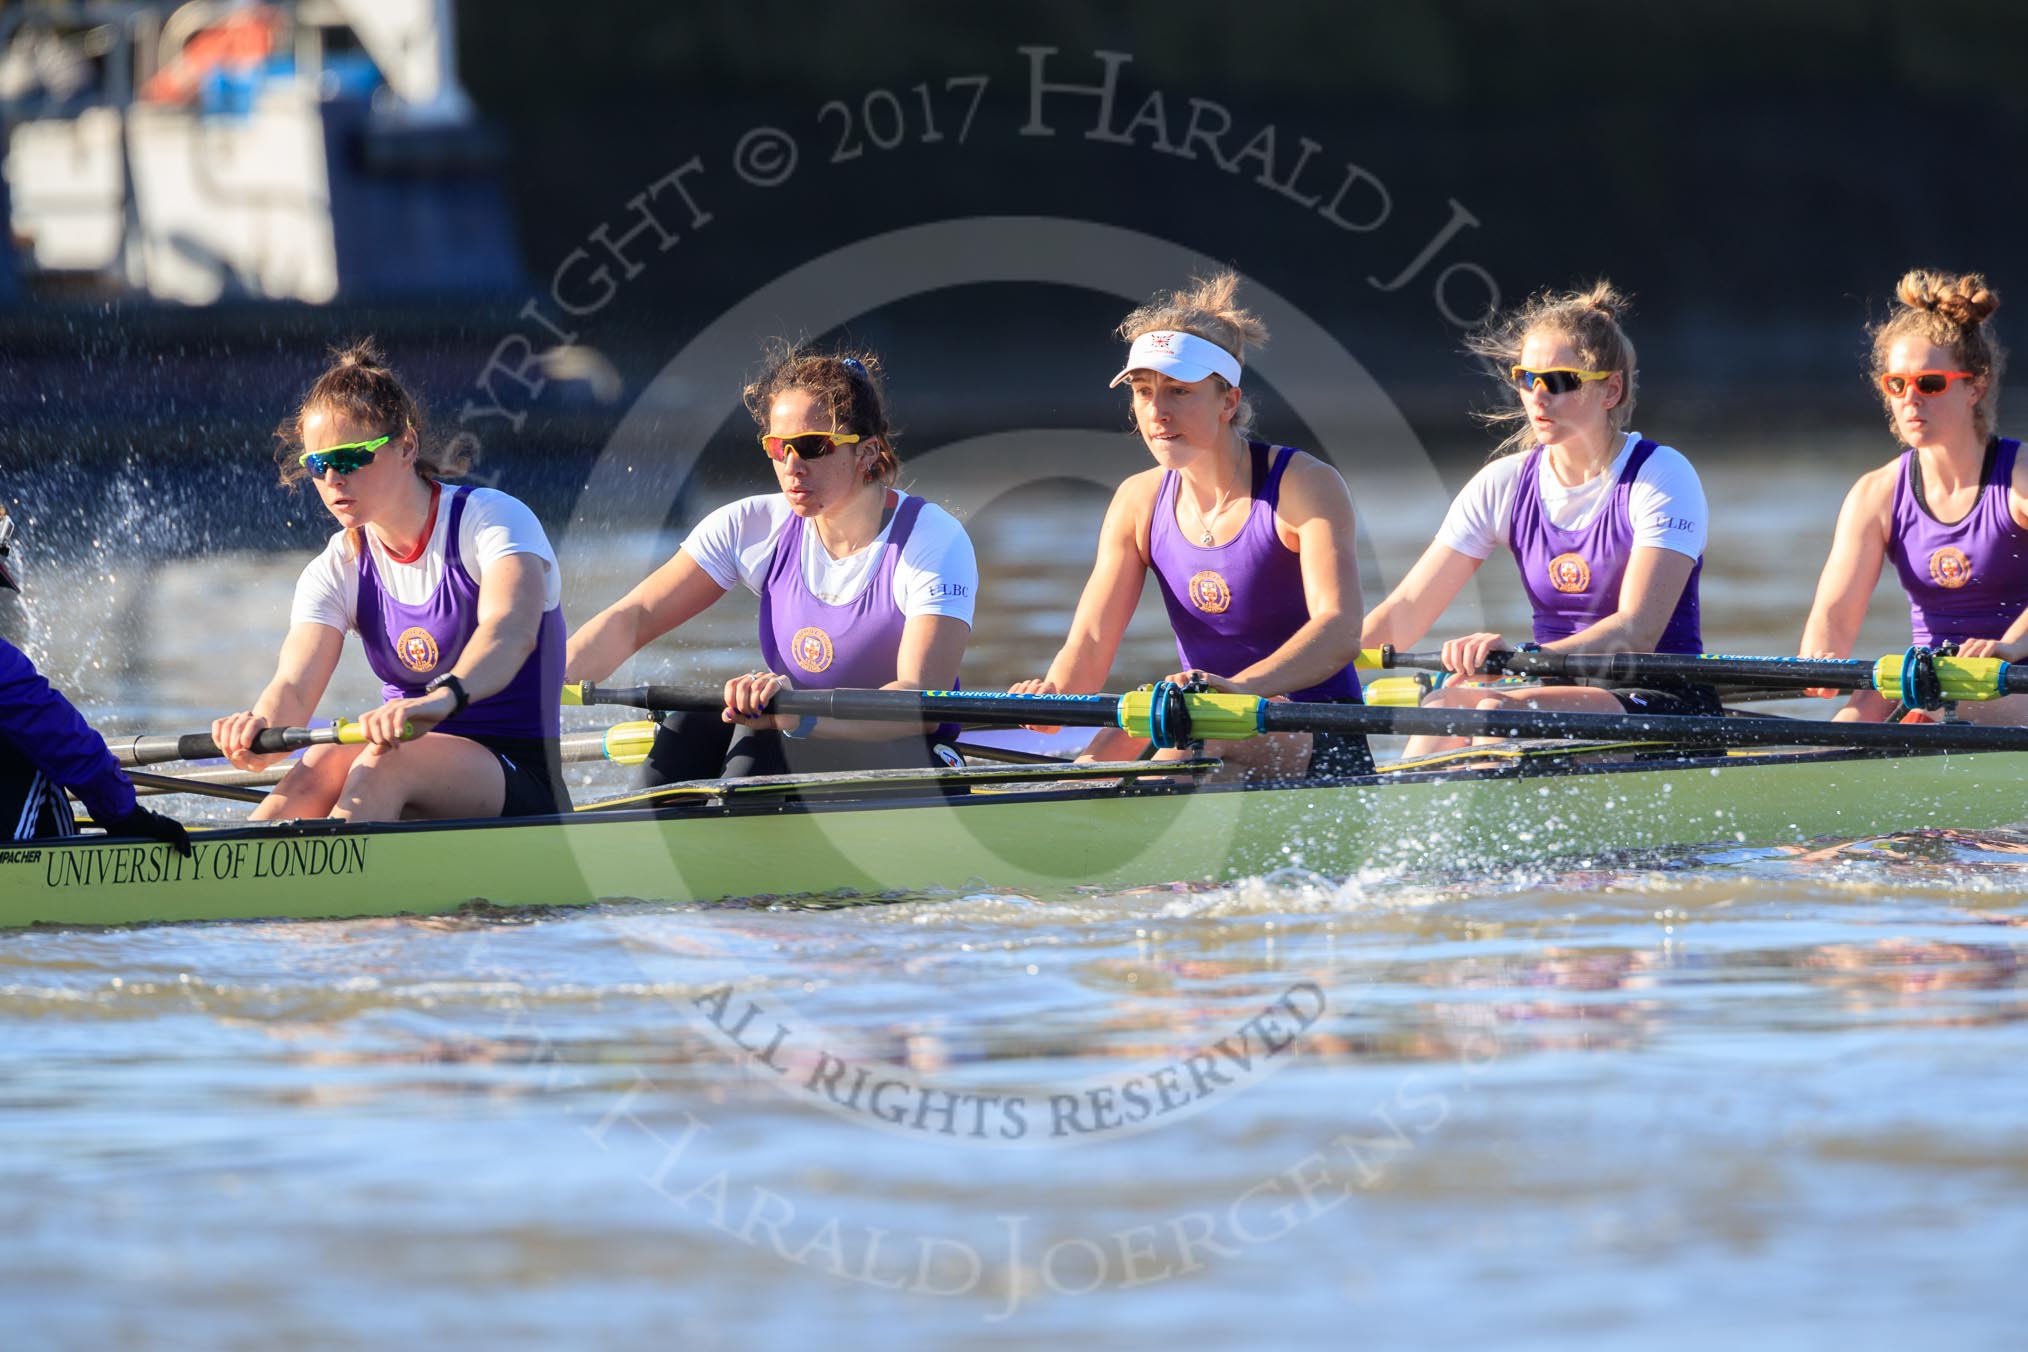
[331, 336, 387, 370]
[1574, 280, 1631, 325]
[1896, 270, 2000, 327]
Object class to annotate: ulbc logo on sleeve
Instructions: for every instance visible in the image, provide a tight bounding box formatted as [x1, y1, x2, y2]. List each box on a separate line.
[926, 581, 968, 599]
[396, 626, 441, 673]
[792, 625, 835, 673]
[1546, 552, 1592, 594]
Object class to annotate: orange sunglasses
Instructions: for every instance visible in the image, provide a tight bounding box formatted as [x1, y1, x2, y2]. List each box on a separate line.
[1880, 370, 1975, 398]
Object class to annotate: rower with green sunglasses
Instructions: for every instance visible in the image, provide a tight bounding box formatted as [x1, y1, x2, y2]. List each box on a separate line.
[565, 342, 977, 782]
[211, 340, 570, 822]
[1800, 269, 2028, 725]
[1361, 282, 1711, 758]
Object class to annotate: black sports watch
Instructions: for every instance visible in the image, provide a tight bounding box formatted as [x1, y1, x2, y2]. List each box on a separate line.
[425, 672, 470, 715]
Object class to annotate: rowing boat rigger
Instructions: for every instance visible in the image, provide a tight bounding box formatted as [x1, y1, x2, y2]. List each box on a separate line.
[8, 670, 2028, 929]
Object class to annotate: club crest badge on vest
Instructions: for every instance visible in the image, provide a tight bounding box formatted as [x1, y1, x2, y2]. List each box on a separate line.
[1928, 545, 1973, 589]
[1547, 552, 1592, 594]
[396, 626, 441, 673]
[792, 626, 835, 673]
[1188, 570, 1232, 614]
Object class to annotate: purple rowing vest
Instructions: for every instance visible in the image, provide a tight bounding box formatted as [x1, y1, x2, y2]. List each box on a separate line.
[1509, 438, 1702, 654]
[759, 492, 933, 691]
[356, 485, 564, 740]
[1149, 442, 1361, 701]
[1886, 437, 2028, 645]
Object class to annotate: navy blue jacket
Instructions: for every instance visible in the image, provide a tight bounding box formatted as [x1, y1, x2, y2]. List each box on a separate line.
[1, 636, 136, 823]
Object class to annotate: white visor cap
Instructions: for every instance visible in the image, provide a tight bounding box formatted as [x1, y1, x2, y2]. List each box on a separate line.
[1108, 330, 1243, 390]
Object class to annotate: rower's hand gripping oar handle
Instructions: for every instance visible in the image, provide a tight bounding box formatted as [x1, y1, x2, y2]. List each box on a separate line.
[109, 719, 412, 768]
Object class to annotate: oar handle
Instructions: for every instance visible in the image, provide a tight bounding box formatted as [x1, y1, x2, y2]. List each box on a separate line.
[108, 719, 403, 768]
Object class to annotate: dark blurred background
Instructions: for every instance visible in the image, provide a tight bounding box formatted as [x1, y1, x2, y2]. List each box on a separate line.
[4, 0, 2027, 552]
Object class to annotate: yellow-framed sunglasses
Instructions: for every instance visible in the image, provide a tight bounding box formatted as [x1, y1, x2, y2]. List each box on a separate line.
[1511, 366, 1614, 395]
[759, 431, 863, 462]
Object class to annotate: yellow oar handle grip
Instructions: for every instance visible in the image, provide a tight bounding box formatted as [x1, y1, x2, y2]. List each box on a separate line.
[602, 719, 658, 766]
[1363, 677, 1425, 708]
[1872, 654, 2007, 703]
[1116, 688, 1266, 743]
[561, 681, 588, 707]
[1357, 647, 1389, 668]
[1188, 692, 1268, 739]
[330, 718, 418, 745]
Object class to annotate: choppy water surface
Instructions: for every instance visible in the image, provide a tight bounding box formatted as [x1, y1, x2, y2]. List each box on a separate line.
[5, 459, 2027, 1347]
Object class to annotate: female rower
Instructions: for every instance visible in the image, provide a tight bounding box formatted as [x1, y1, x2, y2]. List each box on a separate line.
[212, 341, 569, 821]
[1360, 283, 1709, 757]
[1800, 270, 2028, 723]
[565, 344, 976, 781]
[1013, 272, 1370, 781]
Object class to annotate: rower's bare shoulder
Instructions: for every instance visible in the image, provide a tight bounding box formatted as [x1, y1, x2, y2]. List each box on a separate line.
[1116, 465, 1166, 495]
[1845, 459, 1902, 509]
[1095, 468, 1165, 544]
[1277, 451, 1355, 517]
[1108, 467, 1166, 512]
[1831, 460, 1900, 544]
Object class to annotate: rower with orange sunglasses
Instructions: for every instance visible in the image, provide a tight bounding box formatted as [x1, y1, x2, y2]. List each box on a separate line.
[1800, 269, 2028, 722]
[565, 343, 977, 781]
[1361, 282, 1711, 757]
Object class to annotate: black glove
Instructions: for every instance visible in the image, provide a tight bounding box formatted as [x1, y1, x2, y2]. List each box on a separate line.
[106, 805, 193, 857]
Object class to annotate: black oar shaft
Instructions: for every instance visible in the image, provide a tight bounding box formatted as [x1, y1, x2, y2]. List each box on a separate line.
[1379, 646, 1880, 690]
[1377, 644, 2028, 695]
[110, 726, 337, 768]
[123, 769, 269, 804]
[584, 684, 1122, 726]
[1257, 702, 2028, 752]
[578, 681, 2028, 755]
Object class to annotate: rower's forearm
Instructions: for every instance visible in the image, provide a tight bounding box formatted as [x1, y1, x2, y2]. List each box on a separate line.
[1229, 616, 1358, 694]
[1359, 598, 1427, 652]
[252, 678, 319, 729]
[1799, 610, 1859, 660]
[448, 620, 540, 703]
[1547, 613, 1666, 657]
[1043, 637, 1115, 694]
[564, 607, 641, 684]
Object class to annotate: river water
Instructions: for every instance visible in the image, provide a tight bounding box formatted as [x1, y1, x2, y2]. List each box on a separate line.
[4, 443, 2026, 1347]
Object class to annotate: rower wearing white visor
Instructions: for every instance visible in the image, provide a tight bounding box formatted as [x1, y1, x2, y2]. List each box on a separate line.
[1014, 271, 1370, 782]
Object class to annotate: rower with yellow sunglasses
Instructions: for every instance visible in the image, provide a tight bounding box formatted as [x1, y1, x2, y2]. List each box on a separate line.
[1801, 268, 2028, 725]
[1362, 282, 1712, 757]
[566, 342, 978, 782]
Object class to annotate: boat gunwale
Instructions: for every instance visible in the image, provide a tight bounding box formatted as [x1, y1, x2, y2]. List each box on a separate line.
[25, 741, 1990, 856]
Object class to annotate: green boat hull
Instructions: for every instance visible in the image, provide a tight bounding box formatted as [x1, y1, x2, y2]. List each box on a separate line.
[4, 749, 2023, 928]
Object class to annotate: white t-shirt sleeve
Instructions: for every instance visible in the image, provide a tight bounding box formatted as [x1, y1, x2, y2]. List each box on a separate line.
[459, 488, 562, 609]
[1432, 456, 1525, 559]
[289, 535, 358, 633]
[892, 502, 977, 624]
[1628, 445, 1707, 560]
[680, 494, 785, 594]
